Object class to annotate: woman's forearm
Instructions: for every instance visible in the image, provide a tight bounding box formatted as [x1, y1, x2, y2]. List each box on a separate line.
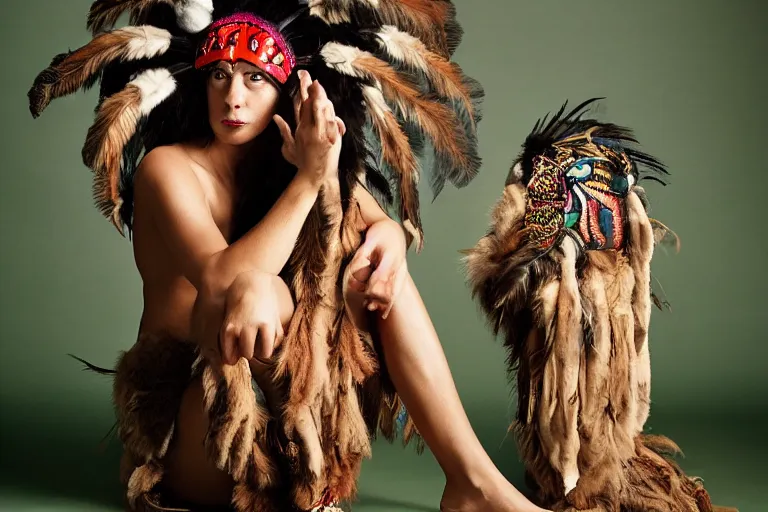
[201, 172, 319, 297]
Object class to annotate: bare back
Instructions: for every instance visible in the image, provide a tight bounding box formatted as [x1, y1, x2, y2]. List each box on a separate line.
[132, 142, 237, 341]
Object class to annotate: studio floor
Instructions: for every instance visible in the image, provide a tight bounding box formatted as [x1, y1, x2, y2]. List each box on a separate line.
[0, 406, 763, 512]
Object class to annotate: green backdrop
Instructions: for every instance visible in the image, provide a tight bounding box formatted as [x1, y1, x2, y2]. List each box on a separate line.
[1, 0, 765, 510]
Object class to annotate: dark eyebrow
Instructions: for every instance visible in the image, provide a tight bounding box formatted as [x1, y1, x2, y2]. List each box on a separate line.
[214, 62, 234, 73]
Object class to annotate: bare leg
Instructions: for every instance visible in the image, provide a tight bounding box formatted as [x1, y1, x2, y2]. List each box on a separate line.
[162, 275, 294, 506]
[374, 272, 548, 512]
[163, 375, 237, 506]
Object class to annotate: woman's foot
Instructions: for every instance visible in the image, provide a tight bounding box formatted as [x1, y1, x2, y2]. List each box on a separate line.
[440, 468, 550, 512]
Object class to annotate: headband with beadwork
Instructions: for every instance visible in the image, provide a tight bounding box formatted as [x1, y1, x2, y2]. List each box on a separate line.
[194, 13, 296, 84]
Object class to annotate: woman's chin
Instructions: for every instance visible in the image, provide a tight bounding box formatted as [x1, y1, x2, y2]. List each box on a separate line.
[213, 126, 265, 146]
[217, 132, 258, 146]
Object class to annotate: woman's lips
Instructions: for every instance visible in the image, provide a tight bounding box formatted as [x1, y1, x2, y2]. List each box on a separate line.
[222, 120, 246, 127]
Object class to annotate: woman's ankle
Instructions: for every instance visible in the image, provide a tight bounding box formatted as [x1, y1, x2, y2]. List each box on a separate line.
[443, 450, 500, 493]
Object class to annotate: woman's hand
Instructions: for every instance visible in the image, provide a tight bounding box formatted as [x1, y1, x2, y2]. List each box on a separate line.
[218, 270, 292, 365]
[273, 70, 346, 189]
[344, 219, 408, 325]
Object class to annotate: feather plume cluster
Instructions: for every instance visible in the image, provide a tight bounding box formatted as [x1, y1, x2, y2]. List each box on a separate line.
[29, 0, 483, 245]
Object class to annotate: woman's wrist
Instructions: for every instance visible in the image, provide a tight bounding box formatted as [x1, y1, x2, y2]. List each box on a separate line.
[291, 170, 323, 196]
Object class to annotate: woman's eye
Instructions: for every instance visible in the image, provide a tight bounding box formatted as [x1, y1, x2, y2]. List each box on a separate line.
[249, 73, 264, 82]
[213, 70, 226, 80]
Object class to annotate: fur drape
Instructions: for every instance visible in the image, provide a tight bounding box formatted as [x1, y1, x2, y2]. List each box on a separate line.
[463, 178, 735, 512]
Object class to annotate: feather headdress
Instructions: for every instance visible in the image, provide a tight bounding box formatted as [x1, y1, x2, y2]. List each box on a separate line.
[29, 0, 483, 247]
[462, 99, 734, 512]
[30, 1, 484, 511]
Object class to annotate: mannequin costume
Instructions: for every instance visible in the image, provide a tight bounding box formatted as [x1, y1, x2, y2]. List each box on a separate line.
[28, 0, 483, 510]
[462, 99, 735, 512]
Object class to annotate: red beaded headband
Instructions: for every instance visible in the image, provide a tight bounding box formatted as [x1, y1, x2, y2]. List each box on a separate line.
[194, 13, 296, 84]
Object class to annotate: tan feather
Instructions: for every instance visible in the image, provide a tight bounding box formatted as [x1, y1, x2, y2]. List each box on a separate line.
[84, 68, 177, 233]
[362, 86, 423, 249]
[28, 26, 172, 118]
[321, 43, 473, 181]
[376, 25, 476, 123]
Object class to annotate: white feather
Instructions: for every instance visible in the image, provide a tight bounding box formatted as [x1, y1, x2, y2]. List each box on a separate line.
[320, 43, 366, 78]
[175, 0, 213, 33]
[362, 85, 389, 119]
[376, 25, 428, 70]
[510, 162, 524, 182]
[121, 26, 172, 60]
[130, 68, 177, 115]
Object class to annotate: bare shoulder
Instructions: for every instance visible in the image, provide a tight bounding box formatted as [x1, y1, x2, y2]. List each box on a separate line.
[133, 144, 206, 209]
[135, 144, 196, 190]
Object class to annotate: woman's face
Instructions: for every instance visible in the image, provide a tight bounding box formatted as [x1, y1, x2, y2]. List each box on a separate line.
[207, 60, 280, 146]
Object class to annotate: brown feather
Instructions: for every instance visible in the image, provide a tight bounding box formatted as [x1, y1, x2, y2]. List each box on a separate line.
[379, 0, 451, 57]
[28, 27, 170, 118]
[362, 86, 422, 247]
[200, 358, 275, 485]
[377, 26, 476, 124]
[83, 85, 142, 225]
[539, 237, 582, 495]
[605, 252, 639, 449]
[353, 53, 474, 181]
[87, 0, 170, 34]
[422, 51, 476, 122]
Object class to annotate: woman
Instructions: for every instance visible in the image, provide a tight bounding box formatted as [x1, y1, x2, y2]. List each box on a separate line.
[29, 1, 550, 511]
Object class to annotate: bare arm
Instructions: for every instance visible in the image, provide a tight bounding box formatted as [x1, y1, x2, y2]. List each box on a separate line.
[353, 182, 405, 239]
[136, 77, 342, 301]
[134, 146, 320, 297]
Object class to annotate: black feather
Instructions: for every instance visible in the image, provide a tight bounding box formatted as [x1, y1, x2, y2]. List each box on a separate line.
[68, 353, 117, 375]
[512, 98, 670, 187]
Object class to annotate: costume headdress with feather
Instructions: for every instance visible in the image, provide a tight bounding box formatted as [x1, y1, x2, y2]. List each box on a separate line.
[29, 1, 483, 511]
[462, 98, 735, 512]
[29, 0, 483, 248]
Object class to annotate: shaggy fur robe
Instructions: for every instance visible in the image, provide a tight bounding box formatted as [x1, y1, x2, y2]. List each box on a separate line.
[462, 179, 736, 512]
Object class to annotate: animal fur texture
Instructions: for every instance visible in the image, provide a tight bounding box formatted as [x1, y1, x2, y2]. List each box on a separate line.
[462, 100, 736, 512]
[92, 195, 417, 512]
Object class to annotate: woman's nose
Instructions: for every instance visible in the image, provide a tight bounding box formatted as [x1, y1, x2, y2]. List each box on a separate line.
[225, 80, 245, 110]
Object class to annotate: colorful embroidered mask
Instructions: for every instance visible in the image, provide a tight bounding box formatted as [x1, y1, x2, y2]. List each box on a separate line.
[514, 100, 667, 252]
[525, 127, 635, 250]
[194, 13, 296, 84]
